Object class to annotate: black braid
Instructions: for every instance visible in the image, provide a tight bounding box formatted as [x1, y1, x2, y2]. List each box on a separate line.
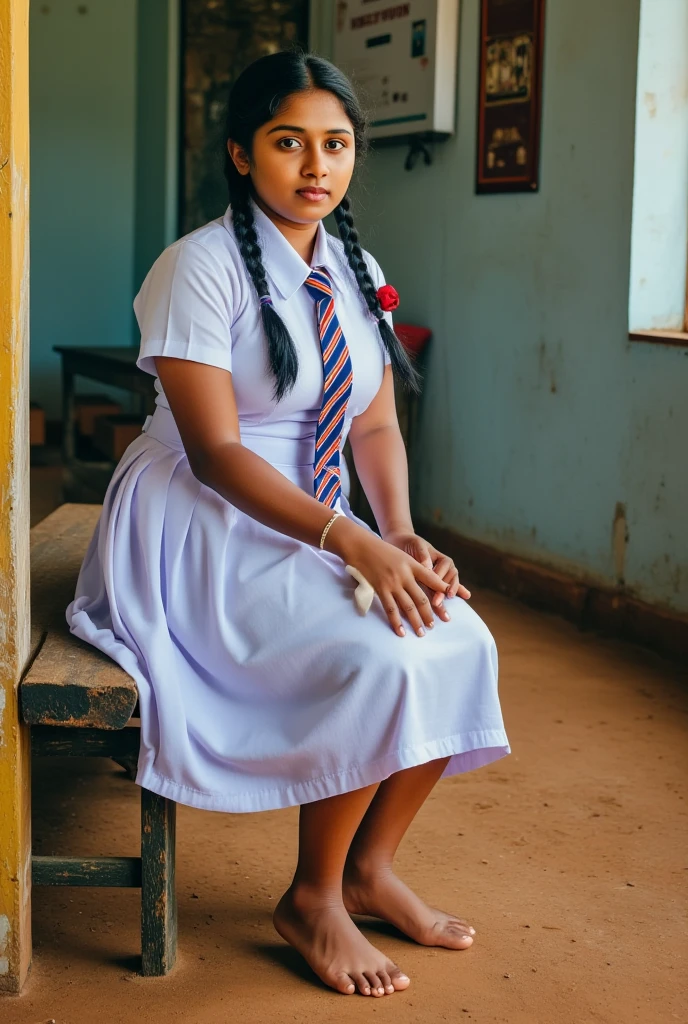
[333, 195, 422, 395]
[228, 178, 300, 403]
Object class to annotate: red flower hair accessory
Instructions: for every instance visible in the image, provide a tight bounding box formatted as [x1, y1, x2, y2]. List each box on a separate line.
[376, 284, 400, 312]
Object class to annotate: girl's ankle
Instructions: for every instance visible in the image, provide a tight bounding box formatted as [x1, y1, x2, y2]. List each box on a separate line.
[286, 878, 344, 911]
[343, 855, 394, 883]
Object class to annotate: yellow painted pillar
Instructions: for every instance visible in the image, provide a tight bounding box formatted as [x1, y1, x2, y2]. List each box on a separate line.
[0, 0, 32, 995]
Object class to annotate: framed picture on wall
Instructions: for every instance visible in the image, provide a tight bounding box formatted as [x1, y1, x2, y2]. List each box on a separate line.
[476, 0, 546, 193]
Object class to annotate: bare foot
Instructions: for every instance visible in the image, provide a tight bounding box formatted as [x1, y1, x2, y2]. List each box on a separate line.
[273, 883, 411, 996]
[343, 862, 476, 949]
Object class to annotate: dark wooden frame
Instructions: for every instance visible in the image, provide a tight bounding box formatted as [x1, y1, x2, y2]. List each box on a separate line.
[476, 0, 546, 194]
[30, 727, 177, 976]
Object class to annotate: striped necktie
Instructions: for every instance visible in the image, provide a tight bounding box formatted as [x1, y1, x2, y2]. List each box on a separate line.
[304, 266, 354, 509]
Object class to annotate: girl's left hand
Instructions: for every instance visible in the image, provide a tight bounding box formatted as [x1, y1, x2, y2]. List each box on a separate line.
[382, 529, 471, 619]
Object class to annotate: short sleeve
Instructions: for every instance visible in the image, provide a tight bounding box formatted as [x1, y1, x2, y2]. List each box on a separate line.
[363, 250, 393, 366]
[134, 239, 235, 377]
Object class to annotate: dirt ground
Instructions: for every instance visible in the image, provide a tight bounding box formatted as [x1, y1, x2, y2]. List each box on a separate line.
[4, 589, 687, 1024]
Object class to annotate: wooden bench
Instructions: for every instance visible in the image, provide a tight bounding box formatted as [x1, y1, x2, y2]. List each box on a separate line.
[21, 503, 177, 975]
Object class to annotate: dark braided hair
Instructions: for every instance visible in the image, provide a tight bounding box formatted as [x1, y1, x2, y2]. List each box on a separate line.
[222, 49, 422, 403]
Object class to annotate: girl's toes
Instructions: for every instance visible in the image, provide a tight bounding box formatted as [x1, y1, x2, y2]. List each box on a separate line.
[364, 972, 385, 996]
[332, 972, 356, 994]
[449, 926, 473, 947]
[389, 965, 411, 990]
[352, 972, 372, 995]
[378, 969, 396, 994]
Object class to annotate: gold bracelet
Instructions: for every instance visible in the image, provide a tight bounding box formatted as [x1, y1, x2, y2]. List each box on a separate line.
[319, 510, 345, 550]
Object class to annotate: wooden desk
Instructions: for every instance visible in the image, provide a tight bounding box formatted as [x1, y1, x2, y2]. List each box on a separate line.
[54, 341, 427, 517]
[53, 345, 156, 477]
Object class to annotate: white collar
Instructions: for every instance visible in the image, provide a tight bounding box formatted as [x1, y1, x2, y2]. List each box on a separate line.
[223, 196, 349, 301]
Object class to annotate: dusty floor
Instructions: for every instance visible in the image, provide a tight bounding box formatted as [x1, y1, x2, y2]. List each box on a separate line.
[5, 575, 687, 1024]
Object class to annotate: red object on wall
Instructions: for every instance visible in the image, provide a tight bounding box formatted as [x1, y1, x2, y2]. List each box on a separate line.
[394, 323, 432, 357]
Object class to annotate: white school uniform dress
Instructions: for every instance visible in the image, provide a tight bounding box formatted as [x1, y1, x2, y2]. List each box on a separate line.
[66, 197, 510, 813]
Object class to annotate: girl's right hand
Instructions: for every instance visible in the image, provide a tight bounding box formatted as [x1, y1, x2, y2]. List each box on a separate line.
[328, 523, 450, 637]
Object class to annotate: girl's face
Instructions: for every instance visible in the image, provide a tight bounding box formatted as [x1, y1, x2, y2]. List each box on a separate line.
[227, 88, 356, 225]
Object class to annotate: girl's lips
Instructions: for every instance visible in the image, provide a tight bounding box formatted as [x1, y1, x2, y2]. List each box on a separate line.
[296, 189, 330, 202]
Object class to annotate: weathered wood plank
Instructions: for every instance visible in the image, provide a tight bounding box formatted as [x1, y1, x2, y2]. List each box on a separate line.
[32, 856, 142, 888]
[30, 503, 102, 640]
[22, 504, 138, 728]
[21, 634, 138, 729]
[30, 724, 140, 760]
[141, 789, 177, 976]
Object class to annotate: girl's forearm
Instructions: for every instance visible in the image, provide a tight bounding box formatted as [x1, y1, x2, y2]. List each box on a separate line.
[349, 424, 414, 539]
[193, 441, 362, 558]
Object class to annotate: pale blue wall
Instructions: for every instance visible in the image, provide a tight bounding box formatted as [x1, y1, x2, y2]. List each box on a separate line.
[315, 0, 688, 615]
[30, 0, 138, 418]
[30, 0, 178, 420]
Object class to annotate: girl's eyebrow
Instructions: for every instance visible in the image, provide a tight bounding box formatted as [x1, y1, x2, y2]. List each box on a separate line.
[266, 124, 353, 136]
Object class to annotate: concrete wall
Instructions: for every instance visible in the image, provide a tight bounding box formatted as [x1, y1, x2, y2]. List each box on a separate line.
[29, 0, 138, 418]
[314, 0, 688, 615]
[29, 0, 179, 419]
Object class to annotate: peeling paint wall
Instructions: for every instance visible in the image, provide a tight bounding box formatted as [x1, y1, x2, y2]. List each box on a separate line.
[315, 0, 688, 615]
[0, 914, 9, 976]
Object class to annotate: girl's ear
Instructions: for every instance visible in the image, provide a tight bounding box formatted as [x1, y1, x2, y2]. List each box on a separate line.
[227, 140, 251, 176]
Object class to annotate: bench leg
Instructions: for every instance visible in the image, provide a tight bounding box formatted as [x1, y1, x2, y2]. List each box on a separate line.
[140, 788, 177, 975]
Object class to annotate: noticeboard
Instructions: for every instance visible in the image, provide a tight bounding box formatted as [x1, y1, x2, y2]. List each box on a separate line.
[475, 0, 545, 193]
[332, 1, 460, 141]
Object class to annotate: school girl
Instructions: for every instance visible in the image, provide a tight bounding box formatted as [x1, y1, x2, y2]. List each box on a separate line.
[66, 50, 510, 998]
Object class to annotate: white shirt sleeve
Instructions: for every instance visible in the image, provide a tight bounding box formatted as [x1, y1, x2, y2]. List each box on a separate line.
[134, 239, 235, 377]
[363, 250, 393, 366]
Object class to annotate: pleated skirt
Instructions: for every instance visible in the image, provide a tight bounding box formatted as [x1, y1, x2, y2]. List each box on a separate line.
[66, 405, 510, 812]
